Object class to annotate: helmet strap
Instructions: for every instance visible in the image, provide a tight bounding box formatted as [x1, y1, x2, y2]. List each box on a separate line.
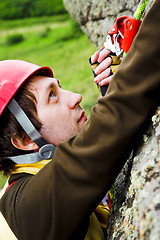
[6, 98, 56, 164]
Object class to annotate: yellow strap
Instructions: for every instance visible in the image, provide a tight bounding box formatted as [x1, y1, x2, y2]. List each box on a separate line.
[84, 204, 111, 240]
[84, 213, 105, 240]
[94, 204, 111, 230]
[11, 159, 52, 175]
[109, 55, 122, 65]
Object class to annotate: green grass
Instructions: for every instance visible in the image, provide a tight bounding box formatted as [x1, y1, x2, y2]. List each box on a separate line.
[0, 14, 70, 30]
[0, 14, 100, 188]
[0, 15, 99, 115]
[0, 172, 7, 189]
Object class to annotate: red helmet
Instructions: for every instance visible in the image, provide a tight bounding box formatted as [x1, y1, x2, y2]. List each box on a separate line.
[0, 60, 55, 164]
[0, 60, 53, 115]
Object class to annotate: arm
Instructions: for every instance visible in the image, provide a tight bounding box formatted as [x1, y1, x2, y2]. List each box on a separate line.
[53, 0, 160, 237]
[12, 1, 160, 239]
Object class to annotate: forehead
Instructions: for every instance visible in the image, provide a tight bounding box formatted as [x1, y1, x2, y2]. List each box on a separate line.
[27, 76, 59, 99]
[29, 75, 58, 87]
[27, 75, 59, 92]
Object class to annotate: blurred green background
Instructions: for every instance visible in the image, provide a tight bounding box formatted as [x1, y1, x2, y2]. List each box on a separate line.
[0, 0, 99, 188]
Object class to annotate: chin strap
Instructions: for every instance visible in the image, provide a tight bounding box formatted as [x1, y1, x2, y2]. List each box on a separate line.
[6, 98, 56, 164]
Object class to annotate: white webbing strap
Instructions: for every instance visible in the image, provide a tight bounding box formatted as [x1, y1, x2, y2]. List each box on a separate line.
[0, 181, 18, 240]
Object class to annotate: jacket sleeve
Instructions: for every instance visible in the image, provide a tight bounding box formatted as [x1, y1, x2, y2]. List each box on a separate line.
[10, 1, 160, 239]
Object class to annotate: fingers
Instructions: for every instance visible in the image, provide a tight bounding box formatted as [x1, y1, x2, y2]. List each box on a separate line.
[90, 49, 111, 64]
[94, 57, 112, 75]
[94, 68, 113, 86]
[91, 51, 100, 64]
[98, 75, 113, 86]
[90, 49, 114, 87]
[90, 49, 112, 76]
[98, 49, 111, 63]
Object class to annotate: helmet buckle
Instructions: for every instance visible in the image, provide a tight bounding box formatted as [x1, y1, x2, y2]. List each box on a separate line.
[39, 144, 56, 159]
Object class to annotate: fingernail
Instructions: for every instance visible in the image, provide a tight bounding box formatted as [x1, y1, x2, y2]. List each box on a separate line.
[98, 58, 102, 63]
[94, 77, 98, 83]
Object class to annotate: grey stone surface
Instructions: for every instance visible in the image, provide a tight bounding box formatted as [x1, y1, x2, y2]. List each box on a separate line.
[63, 0, 155, 48]
[107, 111, 160, 239]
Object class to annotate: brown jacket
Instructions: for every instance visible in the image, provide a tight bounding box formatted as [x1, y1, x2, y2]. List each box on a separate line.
[1, 1, 160, 239]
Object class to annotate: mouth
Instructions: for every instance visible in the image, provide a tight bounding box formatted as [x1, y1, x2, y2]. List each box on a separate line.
[78, 110, 87, 123]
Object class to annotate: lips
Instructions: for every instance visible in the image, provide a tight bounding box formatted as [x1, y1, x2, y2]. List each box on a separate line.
[78, 110, 87, 123]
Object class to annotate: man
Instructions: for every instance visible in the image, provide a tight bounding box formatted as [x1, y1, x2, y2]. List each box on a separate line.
[0, 0, 160, 239]
[0, 53, 113, 240]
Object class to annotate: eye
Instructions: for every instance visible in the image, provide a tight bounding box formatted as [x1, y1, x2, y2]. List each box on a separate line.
[49, 91, 55, 99]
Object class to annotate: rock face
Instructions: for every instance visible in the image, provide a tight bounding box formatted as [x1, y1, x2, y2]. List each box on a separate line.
[107, 111, 160, 239]
[63, 0, 160, 239]
[63, 0, 154, 48]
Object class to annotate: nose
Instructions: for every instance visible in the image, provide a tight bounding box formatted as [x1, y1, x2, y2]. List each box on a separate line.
[63, 89, 82, 109]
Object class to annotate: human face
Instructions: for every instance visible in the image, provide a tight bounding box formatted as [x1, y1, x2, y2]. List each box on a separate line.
[28, 76, 87, 146]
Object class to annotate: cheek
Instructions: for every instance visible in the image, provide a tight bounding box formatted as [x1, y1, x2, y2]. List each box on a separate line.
[37, 106, 80, 144]
[39, 114, 78, 144]
[40, 123, 79, 146]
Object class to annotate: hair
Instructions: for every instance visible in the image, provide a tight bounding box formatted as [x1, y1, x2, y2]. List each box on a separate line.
[0, 70, 47, 175]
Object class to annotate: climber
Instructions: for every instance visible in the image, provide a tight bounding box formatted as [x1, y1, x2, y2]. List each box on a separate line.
[0, 53, 116, 239]
[0, 0, 160, 239]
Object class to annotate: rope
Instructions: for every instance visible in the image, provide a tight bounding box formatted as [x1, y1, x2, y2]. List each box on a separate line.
[134, 0, 150, 20]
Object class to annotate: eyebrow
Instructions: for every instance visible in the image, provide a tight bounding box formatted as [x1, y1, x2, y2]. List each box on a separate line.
[46, 79, 61, 92]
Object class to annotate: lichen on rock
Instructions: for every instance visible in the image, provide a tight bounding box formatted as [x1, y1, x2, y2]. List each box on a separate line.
[107, 110, 160, 239]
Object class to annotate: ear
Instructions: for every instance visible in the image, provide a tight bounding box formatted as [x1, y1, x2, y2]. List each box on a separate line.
[11, 133, 39, 151]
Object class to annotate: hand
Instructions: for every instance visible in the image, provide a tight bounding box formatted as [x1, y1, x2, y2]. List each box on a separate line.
[91, 49, 113, 86]
[90, 49, 122, 87]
